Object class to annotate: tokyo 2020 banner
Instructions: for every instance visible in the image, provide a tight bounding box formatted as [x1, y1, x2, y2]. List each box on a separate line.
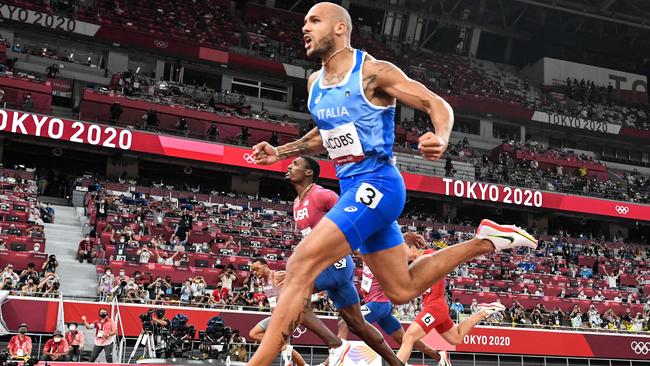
[0, 109, 648, 221]
[2, 297, 649, 360]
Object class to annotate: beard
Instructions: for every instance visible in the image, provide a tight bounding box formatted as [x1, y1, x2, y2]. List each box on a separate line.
[311, 32, 336, 59]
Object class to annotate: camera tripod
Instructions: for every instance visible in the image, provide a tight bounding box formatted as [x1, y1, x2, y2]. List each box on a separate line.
[127, 330, 157, 363]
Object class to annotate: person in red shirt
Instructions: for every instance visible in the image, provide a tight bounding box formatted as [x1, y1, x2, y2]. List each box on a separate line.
[77, 234, 93, 262]
[42, 330, 70, 361]
[396, 233, 506, 365]
[7, 323, 32, 359]
[65, 322, 85, 362]
[81, 308, 118, 362]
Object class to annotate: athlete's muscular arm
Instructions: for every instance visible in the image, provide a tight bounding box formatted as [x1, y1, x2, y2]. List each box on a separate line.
[251, 72, 326, 165]
[363, 58, 454, 161]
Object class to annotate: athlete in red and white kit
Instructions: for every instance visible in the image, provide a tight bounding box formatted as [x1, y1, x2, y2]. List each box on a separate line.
[396, 233, 506, 365]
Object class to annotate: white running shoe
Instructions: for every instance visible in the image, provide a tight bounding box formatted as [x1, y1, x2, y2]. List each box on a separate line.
[475, 219, 537, 251]
[478, 302, 506, 316]
[438, 350, 452, 366]
[327, 340, 351, 366]
[281, 344, 294, 366]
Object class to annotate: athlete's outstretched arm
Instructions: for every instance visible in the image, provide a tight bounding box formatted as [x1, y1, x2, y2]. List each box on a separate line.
[370, 60, 454, 161]
[252, 127, 326, 165]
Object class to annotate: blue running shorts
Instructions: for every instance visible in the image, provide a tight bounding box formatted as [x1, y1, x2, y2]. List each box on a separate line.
[314, 255, 359, 309]
[325, 164, 406, 254]
[361, 301, 402, 334]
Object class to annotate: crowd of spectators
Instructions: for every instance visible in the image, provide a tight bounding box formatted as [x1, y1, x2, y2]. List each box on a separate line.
[60, 178, 648, 335]
[539, 78, 650, 131]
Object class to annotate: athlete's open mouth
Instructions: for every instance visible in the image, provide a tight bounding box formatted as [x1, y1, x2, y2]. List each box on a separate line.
[303, 35, 312, 49]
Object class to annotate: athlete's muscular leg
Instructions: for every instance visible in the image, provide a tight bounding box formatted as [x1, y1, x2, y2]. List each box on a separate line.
[338, 304, 403, 366]
[440, 310, 490, 345]
[247, 218, 351, 366]
[396, 321, 427, 363]
[389, 328, 440, 361]
[363, 239, 495, 304]
[301, 306, 343, 348]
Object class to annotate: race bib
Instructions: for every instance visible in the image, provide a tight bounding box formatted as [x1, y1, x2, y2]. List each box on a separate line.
[320, 122, 365, 165]
[360, 274, 372, 293]
[360, 305, 371, 316]
[17, 349, 24, 357]
[300, 227, 312, 237]
[268, 296, 277, 308]
[333, 258, 346, 270]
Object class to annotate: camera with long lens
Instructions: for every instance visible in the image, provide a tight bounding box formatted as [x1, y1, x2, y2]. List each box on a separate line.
[0, 349, 18, 366]
[139, 309, 155, 332]
[165, 314, 195, 358]
[198, 316, 232, 360]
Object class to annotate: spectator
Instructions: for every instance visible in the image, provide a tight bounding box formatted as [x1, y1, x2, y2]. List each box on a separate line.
[569, 305, 583, 327]
[109, 102, 123, 124]
[136, 246, 154, 264]
[219, 268, 237, 293]
[180, 279, 195, 304]
[579, 265, 592, 278]
[587, 305, 602, 328]
[450, 298, 464, 320]
[444, 157, 454, 177]
[548, 307, 565, 326]
[78, 234, 93, 262]
[0, 89, 5, 108]
[1, 265, 20, 284]
[65, 323, 84, 362]
[207, 124, 220, 141]
[42, 330, 70, 361]
[22, 93, 34, 112]
[144, 109, 159, 130]
[604, 268, 621, 289]
[42, 254, 58, 274]
[176, 117, 189, 137]
[81, 308, 117, 362]
[18, 263, 39, 285]
[593, 291, 605, 301]
[46, 64, 60, 78]
[469, 298, 479, 314]
[517, 256, 536, 272]
[7, 323, 32, 358]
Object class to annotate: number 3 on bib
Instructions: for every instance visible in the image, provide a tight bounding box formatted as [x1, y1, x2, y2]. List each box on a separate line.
[355, 183, 383, 209]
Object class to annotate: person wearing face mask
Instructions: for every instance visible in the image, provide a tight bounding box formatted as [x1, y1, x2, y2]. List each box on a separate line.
[22, 92, 34, 112]
[20, 278, 38, 296]
[113, 269, 130, 287]
[136, 245, 153, 264]
[65, 323, 85, 362]
[98, 269, 114, 300]
[8, 323, 32, 359]
[42, 330, 70, 361]
[81, 308, 117, 362]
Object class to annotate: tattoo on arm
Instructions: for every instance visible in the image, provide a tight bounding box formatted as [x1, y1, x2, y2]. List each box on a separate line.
[276, 128, 321, 160]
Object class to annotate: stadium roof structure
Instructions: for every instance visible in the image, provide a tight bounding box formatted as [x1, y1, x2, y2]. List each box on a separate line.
[354, 0, 650, 49]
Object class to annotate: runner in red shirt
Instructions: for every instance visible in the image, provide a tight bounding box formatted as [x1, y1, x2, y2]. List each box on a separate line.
[396, 233, 505, 365]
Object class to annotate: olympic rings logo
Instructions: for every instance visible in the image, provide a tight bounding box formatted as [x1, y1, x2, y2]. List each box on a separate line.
[631, 341, 650, 355]
[615, 205, 630, 214]
[243, 153, 255, 164]
[292, 326, 307, 339]
[153, 40, 169, 48]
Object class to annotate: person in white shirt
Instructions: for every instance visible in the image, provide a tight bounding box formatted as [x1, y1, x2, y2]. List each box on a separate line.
[577, 290, 587, 300]
[469, 299, 480, 314]
[604, 268, 621, 289]
[155, 248, 179, 265]
[593, 291, 604, 301]
[534, 288, 544, 296]
[613, 294, 623, 302]
[219, 269, 237, 292]
[136, 247, 153, 264]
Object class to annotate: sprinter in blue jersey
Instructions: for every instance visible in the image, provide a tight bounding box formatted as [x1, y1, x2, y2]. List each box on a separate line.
[249, 3, 538, 364]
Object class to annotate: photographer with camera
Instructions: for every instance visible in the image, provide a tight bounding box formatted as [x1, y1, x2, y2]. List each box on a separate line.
[139, 308, 170, 358]
[81, 308, 117, 362]
[229, 329, 247, 362]
[165, 314, 195, 358]
[199, 316, 233, 361]
[41, 254, 58, 274]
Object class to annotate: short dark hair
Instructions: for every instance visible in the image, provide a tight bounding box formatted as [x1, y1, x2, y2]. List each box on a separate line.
[301, 156, 320, 182]
[251, 257, 267, 266]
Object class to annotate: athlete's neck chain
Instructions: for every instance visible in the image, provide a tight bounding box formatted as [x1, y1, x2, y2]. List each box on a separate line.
[321, 46, 353, 67]
[298, 183, 315, 201]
